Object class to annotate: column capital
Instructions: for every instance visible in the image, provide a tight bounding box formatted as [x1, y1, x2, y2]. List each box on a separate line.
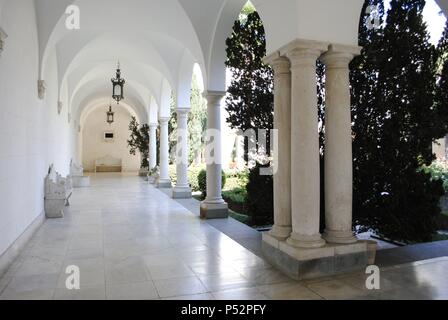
[204, 91, 226, 106]
[321, 44, 362, 68]
[159, 117, 170, 124]
[176, 108, 190, 117]
[264, 52, 290, 75]
[149, 123, 158, 129]
[281, 39, 328, 68]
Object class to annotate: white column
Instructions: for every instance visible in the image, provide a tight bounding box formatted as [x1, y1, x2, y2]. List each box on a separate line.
[157, 117, 171, 188]
[265, 53, 292, 241]
[200, 91, 228, 219]
[149, 123, 157, 170]
[321, 44, 361, 244]
[172, 109, 192, 198]
[286, 41, 328, 249]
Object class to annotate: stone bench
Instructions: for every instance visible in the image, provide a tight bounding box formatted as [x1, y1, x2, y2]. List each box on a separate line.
[70, 158, 90, 187]
[95, 155, 122, 173]
[44, 164, 73, 218]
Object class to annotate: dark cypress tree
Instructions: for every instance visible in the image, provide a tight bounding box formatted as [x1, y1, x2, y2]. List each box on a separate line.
[434, 22, 448, 137]
[225, 10, 274, 157]
[225, 6, 274, 225]
[351, 0, 446, 243]
[351, 0, 389, 236]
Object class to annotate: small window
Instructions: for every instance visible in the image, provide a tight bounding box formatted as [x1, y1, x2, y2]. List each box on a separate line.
[104, 132, 115, 142]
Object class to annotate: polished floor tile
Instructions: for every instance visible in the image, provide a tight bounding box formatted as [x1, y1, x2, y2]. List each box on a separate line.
[257, 282, 322, 300]
[0, 288, 54, 300]
[106, 281, 159, 300]
[53, 286, 106, 300]
[1, 173, 447, 300]
[199, 273, 254, 292]
[212, 287, 269, 300]
[148, 263, 196, 280]
[154, 276, 208, 298]
[306, 279, 372, 300]
[163, 293, 215, 300]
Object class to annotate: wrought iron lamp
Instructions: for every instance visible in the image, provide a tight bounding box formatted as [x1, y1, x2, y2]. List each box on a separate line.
[106, 104, 115, 125]
[111, 61, 125, 103]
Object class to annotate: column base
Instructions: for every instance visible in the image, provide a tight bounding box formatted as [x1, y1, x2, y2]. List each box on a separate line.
[323, 229, 358, 244]
[262, 232, 373, 280]
[200, 201, 229, 220]
[172, 186, 192, 199]
[287, 232, 326, 249]
[157, 179, 172, 189]
[269, 225, 292, 241]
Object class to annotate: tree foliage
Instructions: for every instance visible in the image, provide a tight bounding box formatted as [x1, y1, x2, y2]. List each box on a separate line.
[188, 75, 208, 164]
[224, 0, 448, 243]
[169, 75, 207, 165]
[127, 116, 149, 169]
[246, 162, 274, 226]
[225, 9, 274, 155]
[225, 4, 274, 227]
[350, 0, 448, 243]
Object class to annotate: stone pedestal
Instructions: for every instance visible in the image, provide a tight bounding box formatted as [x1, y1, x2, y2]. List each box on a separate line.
[172, 186, 193, 199]
[200, 202, 229, 220]
[157, 179, 172, 189]
[147, 174, 156, 184]
[72, 176, 90, 188]
[138, 168, 149, 177]
[45, 199, 65, 219]
[262, 233, 371, 280]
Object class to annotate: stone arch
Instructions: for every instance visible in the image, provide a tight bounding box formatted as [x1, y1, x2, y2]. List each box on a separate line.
[37, 0, 206, 85]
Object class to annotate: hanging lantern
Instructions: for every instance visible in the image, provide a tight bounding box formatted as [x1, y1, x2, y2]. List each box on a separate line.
[111, 61, 125, 103]
[106, 104, 115, 125]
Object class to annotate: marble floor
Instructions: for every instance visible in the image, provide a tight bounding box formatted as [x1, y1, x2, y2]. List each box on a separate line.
[0, 173, 447, 300]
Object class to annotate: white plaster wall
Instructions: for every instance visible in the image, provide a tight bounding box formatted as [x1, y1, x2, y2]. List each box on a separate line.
[0, 0, 73, 256]
[434, 138, 447, 160]
[43, 49, 72, 176]
[82, 107, 140, 172]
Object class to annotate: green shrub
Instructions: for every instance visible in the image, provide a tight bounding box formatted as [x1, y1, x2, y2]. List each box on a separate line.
[169, 165, 177, 185]
[188, 165, 205, 192]
[224, 170, 249, 191]
[222, 187, 247, 204]
[246, 162, 273, 226]
[422, 162, 448, 193]
[198, 169, 207, 196]
[198, 169, 226, 198]
[169, 164, 205, 192]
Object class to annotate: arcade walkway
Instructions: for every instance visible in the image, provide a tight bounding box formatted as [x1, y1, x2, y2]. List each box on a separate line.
[0, 174, 447, 300]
